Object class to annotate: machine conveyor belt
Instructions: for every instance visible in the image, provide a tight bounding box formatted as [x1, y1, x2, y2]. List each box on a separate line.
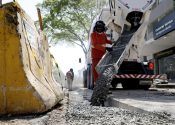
[96, 26, 138, 74]
[91, 26, 139, 106]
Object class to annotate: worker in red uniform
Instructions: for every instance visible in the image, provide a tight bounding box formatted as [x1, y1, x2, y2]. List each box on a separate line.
[91, 20, 112, 86]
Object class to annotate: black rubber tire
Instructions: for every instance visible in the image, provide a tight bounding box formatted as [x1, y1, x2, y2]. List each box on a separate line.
[139, 85, 151, 90]
[111, 83, 117, 89]
[111, 78, 118, 89]
[121, 82, 131, 89]
[121, 79, 140, 89]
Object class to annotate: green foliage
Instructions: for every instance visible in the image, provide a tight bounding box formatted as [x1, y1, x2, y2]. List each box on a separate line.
[39, 0, 97, 54]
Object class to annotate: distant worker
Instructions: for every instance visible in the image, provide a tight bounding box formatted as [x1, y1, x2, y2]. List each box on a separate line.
[91, 20, 112, 86]
[66, 68, 74, 91]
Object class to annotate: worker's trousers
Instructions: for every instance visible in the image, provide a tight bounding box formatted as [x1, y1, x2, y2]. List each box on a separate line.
[92, 58, 101, 84]
[67, 78, 73, 91]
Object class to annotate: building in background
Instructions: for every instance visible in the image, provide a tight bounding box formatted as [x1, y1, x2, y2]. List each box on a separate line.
[143, 0, 175, 82]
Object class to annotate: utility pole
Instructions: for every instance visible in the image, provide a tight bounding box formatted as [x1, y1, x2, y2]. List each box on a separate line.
[37, 8, 43, 31]
[0, 0, 2, 7]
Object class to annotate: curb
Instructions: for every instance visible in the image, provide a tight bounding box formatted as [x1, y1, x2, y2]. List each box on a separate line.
[105, 95, 175, 119]
[105, 95, 151, 115]
[155, 84, 175, 88]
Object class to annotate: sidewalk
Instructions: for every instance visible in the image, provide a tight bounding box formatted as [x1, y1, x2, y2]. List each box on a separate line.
[155, 81, 175, 88]
[107, 89, 175, 119]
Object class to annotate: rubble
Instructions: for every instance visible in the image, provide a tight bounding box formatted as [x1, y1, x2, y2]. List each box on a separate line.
[90, 66, 115, 106]
[0, 88, 175, 125]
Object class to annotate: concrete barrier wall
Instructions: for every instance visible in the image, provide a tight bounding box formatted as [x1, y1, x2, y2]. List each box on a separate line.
[0, 2, 64, 115]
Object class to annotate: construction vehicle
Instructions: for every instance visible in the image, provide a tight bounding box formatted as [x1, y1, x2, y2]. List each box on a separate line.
[0, 1, 64, 114]
[86, 0, 168, 105]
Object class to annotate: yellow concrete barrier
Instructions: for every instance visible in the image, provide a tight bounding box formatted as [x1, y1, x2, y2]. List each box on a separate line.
[0, 2, 64, 115]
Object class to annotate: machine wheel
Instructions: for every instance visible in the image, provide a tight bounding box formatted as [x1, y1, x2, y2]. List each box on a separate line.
[121, 82, 130, 89]
[111, 78, 118, 89]
[111, 83, 117, 89]
[121, 79, 139, 89]
[139, 85, 151, 90]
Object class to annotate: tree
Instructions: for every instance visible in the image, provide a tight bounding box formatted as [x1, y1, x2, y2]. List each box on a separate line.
[39, 0, 98, 58]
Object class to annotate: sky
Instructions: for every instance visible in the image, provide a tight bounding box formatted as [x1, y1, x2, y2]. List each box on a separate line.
[49, 44, 85, 75]
[6, 0, 86, 75]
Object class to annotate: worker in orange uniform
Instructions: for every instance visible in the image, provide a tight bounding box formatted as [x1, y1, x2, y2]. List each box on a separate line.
[91, 20, 112, 86]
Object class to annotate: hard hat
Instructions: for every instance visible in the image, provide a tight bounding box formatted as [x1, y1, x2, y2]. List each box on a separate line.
[95, 20, 105, 27]
[94, 20, 106, 32]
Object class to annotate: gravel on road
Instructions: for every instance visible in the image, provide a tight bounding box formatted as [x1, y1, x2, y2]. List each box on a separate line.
[0, 88, 175, 125]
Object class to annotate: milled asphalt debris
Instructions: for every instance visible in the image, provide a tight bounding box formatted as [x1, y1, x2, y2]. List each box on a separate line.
[0, 88, 175, 125]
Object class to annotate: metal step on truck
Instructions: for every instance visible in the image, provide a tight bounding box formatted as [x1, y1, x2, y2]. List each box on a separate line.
[85, 0, 168, 106]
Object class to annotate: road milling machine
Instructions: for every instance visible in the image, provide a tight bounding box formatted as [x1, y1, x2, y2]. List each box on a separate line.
[88, 0, 167, 106]
[0, 1, 64, 114]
